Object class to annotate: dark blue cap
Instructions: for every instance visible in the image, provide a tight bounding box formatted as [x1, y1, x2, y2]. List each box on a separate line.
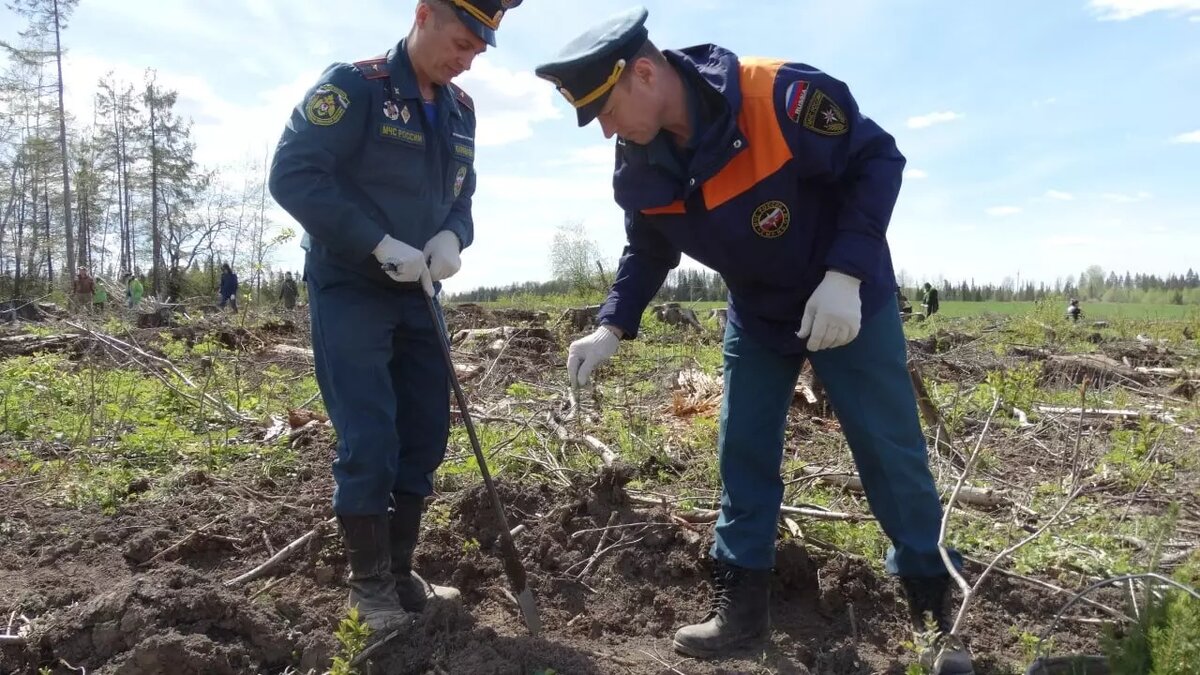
[534, 7, 650, 126]
[446, 0, 522, 47]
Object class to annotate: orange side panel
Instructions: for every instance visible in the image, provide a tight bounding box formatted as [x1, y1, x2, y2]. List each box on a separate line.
[701, 58, 793, 211]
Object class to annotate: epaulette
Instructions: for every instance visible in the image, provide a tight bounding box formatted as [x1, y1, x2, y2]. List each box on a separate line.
[353, 55, 390, 80]
[448, 83, 474, 112]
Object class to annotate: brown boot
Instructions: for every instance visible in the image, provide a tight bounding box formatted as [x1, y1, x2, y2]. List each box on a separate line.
[390, 494, 460, 612]
[338, 515, 410, 633]
[673, 561, 770, 658]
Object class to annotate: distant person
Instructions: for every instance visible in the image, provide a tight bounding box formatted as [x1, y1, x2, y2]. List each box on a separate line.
[922, 282, 940, 318]
[72, 267, 95, 314]
[897, 286, 912, 316]
[93, 283, 108, 313]
[219, 263, 239, 313]
[1066, 298, 1082, 323]
[279, 271, 299, 310]
[130, 274, 145, 308]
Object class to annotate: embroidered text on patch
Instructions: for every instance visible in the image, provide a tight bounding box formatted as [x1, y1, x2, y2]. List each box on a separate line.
[751, 200, 790, 238]
[380, 125, 424, 146]
[784, 80, 810, 123]
[306, 84, 350, 127]
[802, 89, 848, 136]
[453, 143, 475, 160]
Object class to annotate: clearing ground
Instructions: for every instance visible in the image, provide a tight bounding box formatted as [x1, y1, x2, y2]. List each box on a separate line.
[0, 299, 1197, 674]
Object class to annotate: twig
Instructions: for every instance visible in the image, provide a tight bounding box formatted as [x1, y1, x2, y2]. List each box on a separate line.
[545, 412, 618, 466]
[962, 555, 1132, 623]
[63, 320, 254, 425]
[637, 648, 689, 675]
[225, 517, 336, 588]
[140, 517, 222, 566]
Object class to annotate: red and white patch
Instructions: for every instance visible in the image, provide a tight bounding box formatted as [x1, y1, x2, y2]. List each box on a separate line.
[751, 200, 790, 238]
[785, 80, 811, 123]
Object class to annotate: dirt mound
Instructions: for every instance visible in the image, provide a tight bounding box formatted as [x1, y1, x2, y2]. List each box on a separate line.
[18, 566, 294, 675]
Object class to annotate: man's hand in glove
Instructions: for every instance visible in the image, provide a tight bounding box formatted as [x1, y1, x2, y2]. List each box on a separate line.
[373, 234, 433, 296]
[423, 231, 461, 282]
[566, 325, 621, 387]
[796, 270, 862, 351]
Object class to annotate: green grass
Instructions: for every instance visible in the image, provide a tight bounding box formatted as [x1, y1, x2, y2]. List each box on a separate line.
[935, 301, 1197, 321]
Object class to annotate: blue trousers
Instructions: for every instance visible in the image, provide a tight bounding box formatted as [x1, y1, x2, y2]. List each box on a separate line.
[711, 306, 962, 577]
[306, 260, 450, 516]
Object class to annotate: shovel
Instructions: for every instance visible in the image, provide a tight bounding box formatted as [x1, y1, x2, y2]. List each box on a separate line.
[418, 286, 543, 636]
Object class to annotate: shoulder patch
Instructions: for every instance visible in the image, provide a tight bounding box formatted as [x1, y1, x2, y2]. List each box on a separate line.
[306, 83, 350, 127]
[353, 55, 390, 80]
[783, 80, 811, 124]
[801, 89, 849, 136]
[449, 83, 474, 112]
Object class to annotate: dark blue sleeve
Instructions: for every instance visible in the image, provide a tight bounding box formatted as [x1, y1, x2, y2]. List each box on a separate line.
[775, 66, 905, 282]
[596, 212, 681, 339]
[268, 64, 384, 262]
[442, 160, 475, 249]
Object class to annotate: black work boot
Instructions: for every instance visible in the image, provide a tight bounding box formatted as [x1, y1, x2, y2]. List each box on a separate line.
[389, 494, 461, 612]
[901, 575, 975, 675]
[673, 561, 771, 658]
[338, 515, 410, 634]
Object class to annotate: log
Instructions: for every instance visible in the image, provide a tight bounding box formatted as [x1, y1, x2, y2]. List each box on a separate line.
[1034, 405, 1184, 426]
[452, 326, 554, 345]
[1046, 353, 1150, 385]
[0, 332, 84, 356]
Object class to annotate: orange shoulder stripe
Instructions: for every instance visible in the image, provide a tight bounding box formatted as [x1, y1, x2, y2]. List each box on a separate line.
[639, 58, 791, 216]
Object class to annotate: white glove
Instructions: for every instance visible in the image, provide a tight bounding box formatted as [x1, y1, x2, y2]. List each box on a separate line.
[373, 234, 433, 296]
[796, 270, 862, 351]
[567, 326, 621, 387]
[423, 231, 461, 282]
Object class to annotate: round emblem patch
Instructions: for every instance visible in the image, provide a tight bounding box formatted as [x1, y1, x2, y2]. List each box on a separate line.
[751, 200, 790, 238]
[305, 84, 350, 127]
[453, 165, 468, 197]
[383, 100, 400, 121]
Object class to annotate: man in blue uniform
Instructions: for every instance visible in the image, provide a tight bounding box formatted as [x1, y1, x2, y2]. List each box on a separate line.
[535, 8, 972, 674]
[269, 0, 522, 634]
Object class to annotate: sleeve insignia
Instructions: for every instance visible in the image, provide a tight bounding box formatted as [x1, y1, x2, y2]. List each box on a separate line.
[802, 89, 849, 136]
[306, 83, 351, 127]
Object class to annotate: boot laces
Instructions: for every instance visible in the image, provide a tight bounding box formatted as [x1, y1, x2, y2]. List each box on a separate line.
[707, 565, 737, 619]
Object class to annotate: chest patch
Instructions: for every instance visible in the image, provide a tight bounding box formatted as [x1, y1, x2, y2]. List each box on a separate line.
[380, 124, 424, 147]
[751, 200, 790, 238]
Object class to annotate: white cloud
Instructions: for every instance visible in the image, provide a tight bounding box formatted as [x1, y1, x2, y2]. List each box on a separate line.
[456, 58, 562, 147]
[1171, 130, 1200, 143]
[986, 206, 1023, 217]
[1100, 191, 1153, 203]
[905, 169, 929, 180]
[1045, 190, 1074, 201]
[906, 111, 964, 129]
[1089, 0, 1200, 20]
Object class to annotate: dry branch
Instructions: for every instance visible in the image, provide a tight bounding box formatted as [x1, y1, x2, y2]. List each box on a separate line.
[799, 466, 1006, 508]
[225, 517, 336, 588]
[545, 413, 618, 467]
[908, 360, 963, 462]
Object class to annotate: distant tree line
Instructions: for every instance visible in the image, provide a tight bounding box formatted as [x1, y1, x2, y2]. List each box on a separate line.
[1, 0, 292, 304]
[454, 223, 1200, 307]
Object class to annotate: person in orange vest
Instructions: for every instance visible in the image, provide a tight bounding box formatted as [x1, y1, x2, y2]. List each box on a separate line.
[535, 8, 971, 674]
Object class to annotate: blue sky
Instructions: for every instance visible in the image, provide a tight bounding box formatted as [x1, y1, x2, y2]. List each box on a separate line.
[4, 0, 1199, 292]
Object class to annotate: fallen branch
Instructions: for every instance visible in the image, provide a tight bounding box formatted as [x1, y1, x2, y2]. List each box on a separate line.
[799, 466, 1006, 509]
[64, 321, 255, 426]
[225, 517, 336, 588]
[545, 413, 618, 467]
[0, 635, 25, 646]
[908, 361, 963, 462]
[141, 516, 222, 566]
[670, 504, 871, 523]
